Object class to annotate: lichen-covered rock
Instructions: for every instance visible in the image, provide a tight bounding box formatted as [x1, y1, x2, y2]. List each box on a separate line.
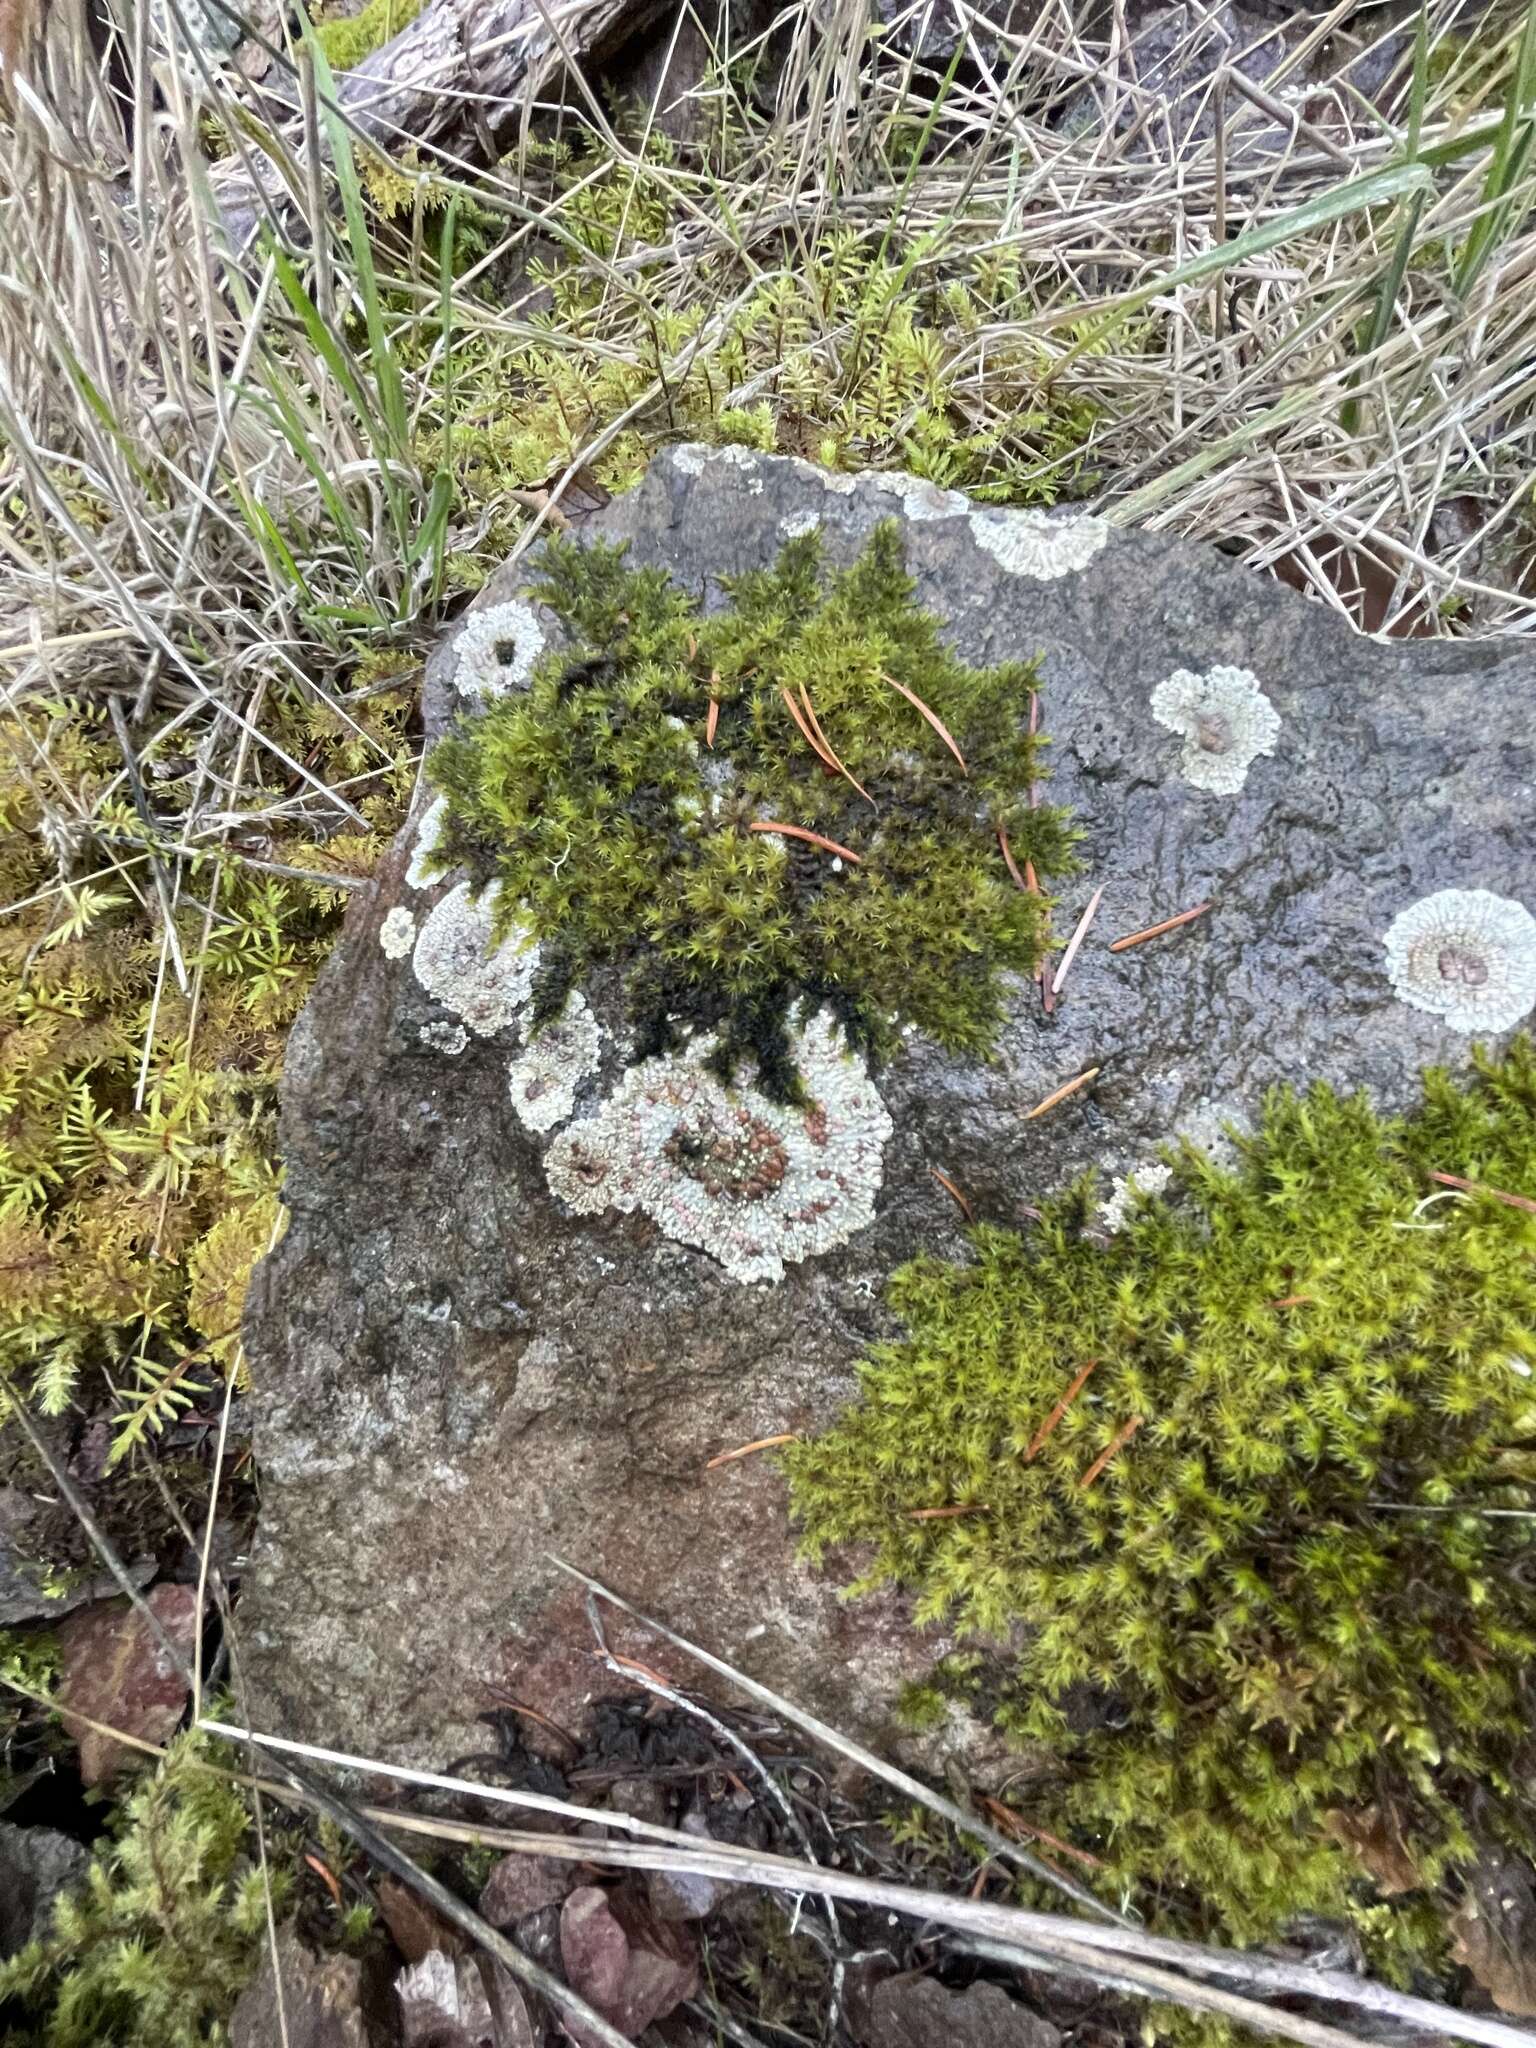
[242, 447, 1536, 1770]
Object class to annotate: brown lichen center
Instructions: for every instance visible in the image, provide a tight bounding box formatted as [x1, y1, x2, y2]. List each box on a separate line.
[1195, 712, 1233, 755]
[1435, 943, 1490, 988]
[665, 1112, 790, 1203]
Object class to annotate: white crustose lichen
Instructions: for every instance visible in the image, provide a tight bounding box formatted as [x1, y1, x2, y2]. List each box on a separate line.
[968, 506, 1109, 581]
[454, 600, 546, 702]
[378, 905, 417, 959]
[507, 994, 604, 1134]
[1150, 664, 1281, 795]
[412, 881, 541, 1037]
[1382, 888, 1536, 1034]
[405, 795, 450, 891]
[543, 1010, 892, 1285]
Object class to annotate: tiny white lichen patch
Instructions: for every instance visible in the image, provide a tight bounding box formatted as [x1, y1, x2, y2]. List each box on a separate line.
[672, 444, 709, 476]
[412, 881, 540, 1036]
[378, 905, 416, 959]
[454, 600, 545, 702]
[1097, 1161, 1174, 1236]
[779, 509, 822, 540]
[508, 994, 603, 1133]
[405, 795, 450, 891]
[543, 1011, 892, 1284]
[1150, 665, 1281, 795]
[1383, 888, 1536, 1034]
[969, 506, 1109, 580]
[869, 473, 969, 523]
[419, 1020, 468, 1056]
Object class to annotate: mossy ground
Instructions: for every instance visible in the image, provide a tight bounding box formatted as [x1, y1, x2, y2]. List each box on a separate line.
[787, 1044, 1536, 1979]
[428, 523, 1075, 1093]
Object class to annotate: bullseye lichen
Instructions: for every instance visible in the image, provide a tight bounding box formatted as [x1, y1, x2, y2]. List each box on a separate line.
[544, 1009, 891, 1282]
[425, 524, 1073, 1097]
[1383, 888, 1536, 1034]
[788, 1041, 1536, 1967]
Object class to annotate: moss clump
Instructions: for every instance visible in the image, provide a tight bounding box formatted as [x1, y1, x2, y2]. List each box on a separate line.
[428, 524, 1073, 1093]
[0, 1732, 287, 2045]
[313, 0, 423, 70]
[787, 1044, 1536, 1959]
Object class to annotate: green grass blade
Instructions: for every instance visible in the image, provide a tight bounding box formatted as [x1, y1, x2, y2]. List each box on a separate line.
[1454, 0, 1536, 295]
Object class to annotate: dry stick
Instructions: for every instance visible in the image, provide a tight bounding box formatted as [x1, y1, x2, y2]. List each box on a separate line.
[1079, 1415, 1145, 1490]
[799, 686, 875, 806]
[1109, 901, 1211, 952]
[1024, 1067, 1101, 1121]
[881, 672, 968, 773]
[1025, 1359, 1098, 1460]
[1048, 883, 1104, 996]
[706, 1434, 798, 1469]
[1430, 1170, 1536, 1215]
[748, 821, 863, 863]
[581, 1591, 841, 1949]
[547, 1556, 1124, 1924]
[323, 1819, 1397, 2048]
[931, 1166, 975, 1220]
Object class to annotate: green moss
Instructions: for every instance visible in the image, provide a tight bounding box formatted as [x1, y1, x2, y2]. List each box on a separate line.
[313, 0, 423, 71]
[0, 1732, 289, 2045]
[786, 1043, 1536, 1962]
[427, 525, 1073, 1092]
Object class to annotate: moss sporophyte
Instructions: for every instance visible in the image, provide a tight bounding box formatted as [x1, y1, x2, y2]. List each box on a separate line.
[787, 1042, 1536, 1977]
[423, 523, 1074, 1097]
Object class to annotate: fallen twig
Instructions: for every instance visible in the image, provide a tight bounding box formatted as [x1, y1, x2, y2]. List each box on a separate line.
[1109, 902, 1212, 953]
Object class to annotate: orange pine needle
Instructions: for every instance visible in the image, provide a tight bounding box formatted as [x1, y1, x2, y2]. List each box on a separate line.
[800, 686, 875, 806]
[750, 821, 862, 862]
[906, 1502, 988, 1520]
[1109, 901, 1212, 953]
[881, 672, 967, 773]
[304, 1854, 344, 1910]
[1079, 1415, 1144, 1491]
[1269, 1294, 1314, 1310]
[1431, 1170, 1536, 1214]
[780, 685, 836, 769]
[977, 1795, 1107, 1870]
[705, 699, 719, 749]
[997, 827, 1029, 893]
[706, 1432, 797, 1469]
[1025, 1359, 1098, 1461]
[931, 1167, 974, 1220]
[1023, 1065, 1100, 1120]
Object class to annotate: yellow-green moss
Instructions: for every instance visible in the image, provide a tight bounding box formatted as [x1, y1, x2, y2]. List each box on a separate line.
[313, 0, 422, 70]
[788, 1044, 1536, 1969]
[0, 682, 413, 1459]
[427, 524, 1074, 1094]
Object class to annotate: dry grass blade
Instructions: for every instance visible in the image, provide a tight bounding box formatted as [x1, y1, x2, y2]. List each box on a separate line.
[546, 1554, 1125, 1921]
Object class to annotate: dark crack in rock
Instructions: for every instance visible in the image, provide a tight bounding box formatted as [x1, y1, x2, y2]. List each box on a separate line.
[242, 447, 1536, 1769]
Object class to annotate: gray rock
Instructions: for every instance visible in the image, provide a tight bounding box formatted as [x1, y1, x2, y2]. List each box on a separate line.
[230, 1923, 401, 2048]
[0, 1486, 155, 1629]
[0, 1821, 88, 1957]
[242, 447, 1535, 1770]
[853, 1973, 1062, 2048]
[1056, 0, 1407, 161]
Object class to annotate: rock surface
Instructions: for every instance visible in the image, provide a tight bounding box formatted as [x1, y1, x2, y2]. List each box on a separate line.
[0, 1821, 88, 1958]
[230, 1924, 401, 2048]
[242, 447, 1535, 1769]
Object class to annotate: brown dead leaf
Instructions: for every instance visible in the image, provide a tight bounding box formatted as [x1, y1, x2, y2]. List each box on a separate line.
[1323, 1805, 1420, 1896]
[1449, 1846, 1536, 2016]
[377, 1874, 465, 1965]
[56, 1585, 199, 1787]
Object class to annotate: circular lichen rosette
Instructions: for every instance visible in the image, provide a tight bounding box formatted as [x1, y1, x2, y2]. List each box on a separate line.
[1383, 888, 1536, 1034]
[544, 1010, 892, 1283]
